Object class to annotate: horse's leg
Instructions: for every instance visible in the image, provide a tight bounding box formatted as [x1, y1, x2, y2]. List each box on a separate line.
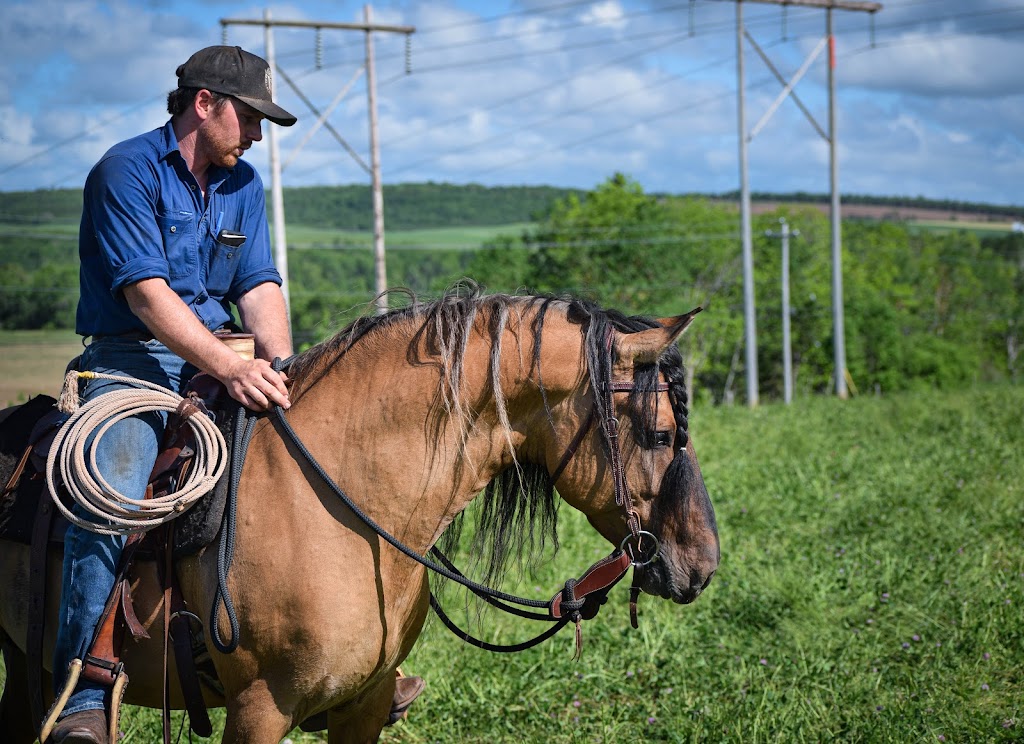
[326, 675, 395, 744]
[0, 632, 42, 744]
[221, 684, 295, 744]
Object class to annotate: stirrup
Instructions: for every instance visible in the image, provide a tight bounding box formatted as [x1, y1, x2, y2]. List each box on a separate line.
[39, 658, 129, 744]
[40, 659, 82, 742]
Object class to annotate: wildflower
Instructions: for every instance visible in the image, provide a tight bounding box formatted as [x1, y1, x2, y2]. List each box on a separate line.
[981, 684, 990, 691]
[760, 658, 768, 666]
[648, 717, 657, 724]
[983, 653, 991, 660]
[876, 705, 884, 711]
[573, 700, 581, 708]
[902, 642, 910, 649]
[938, 736, 946, 742]
[912, 635, 921, 642]
[626, 670, 634, 677]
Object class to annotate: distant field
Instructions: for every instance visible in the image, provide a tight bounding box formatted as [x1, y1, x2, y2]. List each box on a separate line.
[287, 222, 532, 251]
[908, 219, 1019, 236]
[0, 329, 81, 407]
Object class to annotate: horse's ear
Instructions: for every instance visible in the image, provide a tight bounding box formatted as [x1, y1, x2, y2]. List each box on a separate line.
[615, 307, 702, 366]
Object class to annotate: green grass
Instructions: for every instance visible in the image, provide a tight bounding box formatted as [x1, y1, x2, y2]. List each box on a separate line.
[4, 385, 1022, 742]
[0, 329, 82, 406]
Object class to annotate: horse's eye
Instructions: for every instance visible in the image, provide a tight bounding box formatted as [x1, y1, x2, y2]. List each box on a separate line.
[634, 427, 675, 450]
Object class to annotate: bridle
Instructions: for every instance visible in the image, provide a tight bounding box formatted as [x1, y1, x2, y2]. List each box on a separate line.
[210, 331, 671, 657]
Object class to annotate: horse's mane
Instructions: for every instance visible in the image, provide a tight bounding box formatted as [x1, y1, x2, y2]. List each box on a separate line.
[286, 284, 690, 587]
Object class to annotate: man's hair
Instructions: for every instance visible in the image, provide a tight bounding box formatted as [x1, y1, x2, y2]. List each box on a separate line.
[166, 87, 231, 117]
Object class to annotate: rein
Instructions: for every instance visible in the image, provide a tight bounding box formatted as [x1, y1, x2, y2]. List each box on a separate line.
[212, 337, 664, 656]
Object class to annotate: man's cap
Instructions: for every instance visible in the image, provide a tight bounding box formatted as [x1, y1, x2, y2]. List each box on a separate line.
[175, 46, 297, 127]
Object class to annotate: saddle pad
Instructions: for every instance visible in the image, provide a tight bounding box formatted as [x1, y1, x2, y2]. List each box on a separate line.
[0, 395, 58, 544]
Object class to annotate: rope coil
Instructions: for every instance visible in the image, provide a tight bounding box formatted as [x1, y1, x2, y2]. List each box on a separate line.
[45, 372, 228, 536]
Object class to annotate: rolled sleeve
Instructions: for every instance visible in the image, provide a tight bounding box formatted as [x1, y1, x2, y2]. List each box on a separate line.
[86, 154, 172, 296]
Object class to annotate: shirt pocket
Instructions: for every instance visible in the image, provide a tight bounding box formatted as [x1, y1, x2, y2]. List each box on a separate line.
[206, 234, 246, 296]
[156, 212, 196, 279]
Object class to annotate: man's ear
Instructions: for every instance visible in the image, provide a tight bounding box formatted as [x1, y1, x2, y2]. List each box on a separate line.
[193, 89, 216, 121]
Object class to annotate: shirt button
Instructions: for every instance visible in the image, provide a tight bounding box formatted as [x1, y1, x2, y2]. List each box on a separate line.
[196, 293, 207, 305]
[170, 226, 176, 233]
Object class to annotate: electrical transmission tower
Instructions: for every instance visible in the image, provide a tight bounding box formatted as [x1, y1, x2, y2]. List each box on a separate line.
[221, 6, 415, 315]
[732, 0, 881, 406]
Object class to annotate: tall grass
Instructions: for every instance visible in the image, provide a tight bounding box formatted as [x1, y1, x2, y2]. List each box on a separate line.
[386, 385, 1023, 743]
[4, 385, 1021, 742]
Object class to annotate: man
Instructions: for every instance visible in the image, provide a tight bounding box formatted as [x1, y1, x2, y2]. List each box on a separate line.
[50, 46, 421, 743]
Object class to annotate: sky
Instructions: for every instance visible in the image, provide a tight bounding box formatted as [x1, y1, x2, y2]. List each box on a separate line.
[1, 0, 1023, 207]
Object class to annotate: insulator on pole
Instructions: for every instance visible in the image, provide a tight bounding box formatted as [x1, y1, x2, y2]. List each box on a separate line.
[689, 0, 696, 37]
[405, 33, 412, 74]
[315, 27, 323, 69]
[781, 5, 788, 41]
[221, 24, 228, 45]
[870, 10, 877, 47]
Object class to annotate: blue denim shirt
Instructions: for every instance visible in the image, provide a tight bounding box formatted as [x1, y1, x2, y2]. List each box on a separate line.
[76, 120, 282, 336]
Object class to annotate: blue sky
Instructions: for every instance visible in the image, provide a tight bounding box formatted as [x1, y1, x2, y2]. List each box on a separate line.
[2, 0, 1023, 206]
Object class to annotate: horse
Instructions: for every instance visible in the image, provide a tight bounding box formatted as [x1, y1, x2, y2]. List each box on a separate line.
[0, 290, 720, 743]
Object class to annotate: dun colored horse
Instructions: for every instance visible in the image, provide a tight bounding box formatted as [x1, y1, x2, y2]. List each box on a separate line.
[0, 291, 719, 743]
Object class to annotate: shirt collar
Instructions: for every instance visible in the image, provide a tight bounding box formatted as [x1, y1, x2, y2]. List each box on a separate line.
[160, 119, 232, 191]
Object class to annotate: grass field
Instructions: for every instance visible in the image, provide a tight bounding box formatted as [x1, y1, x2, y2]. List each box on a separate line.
[2, 370, 1021, 741]
[287, 223, 532, 251]
[0, 329, 82, 407]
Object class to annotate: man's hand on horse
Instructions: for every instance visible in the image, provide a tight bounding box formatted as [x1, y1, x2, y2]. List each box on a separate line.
[224, 357, 291, 411]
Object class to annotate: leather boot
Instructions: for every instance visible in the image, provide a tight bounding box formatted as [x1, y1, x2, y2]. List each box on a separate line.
[387, 675, 426, 726]
[50, 709, 108, 744]
[298, 675, 427, 732]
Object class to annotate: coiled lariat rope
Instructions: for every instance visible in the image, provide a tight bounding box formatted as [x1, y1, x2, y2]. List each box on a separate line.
[45, 371, 228, 536]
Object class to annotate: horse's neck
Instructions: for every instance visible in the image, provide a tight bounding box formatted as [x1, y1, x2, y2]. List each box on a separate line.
[262, 307, 586, 549]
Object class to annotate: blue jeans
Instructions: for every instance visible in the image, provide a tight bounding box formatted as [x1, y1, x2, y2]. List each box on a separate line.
[53, 338, 197, 717]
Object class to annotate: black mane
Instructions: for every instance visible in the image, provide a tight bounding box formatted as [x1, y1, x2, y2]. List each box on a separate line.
[287, 285, 690, 587]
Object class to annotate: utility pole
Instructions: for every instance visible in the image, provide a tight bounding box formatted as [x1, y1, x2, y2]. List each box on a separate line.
[364, 5, 387, 314]
[732, 0, 881, 402]
[737, 0, 758, 407]
[262, 10, 289, 321]
[766, 218, 799, 404]
[221, 9, 415, 316]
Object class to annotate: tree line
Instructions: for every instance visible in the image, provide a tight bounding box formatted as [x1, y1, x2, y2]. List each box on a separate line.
[1, 177, 1021, 404]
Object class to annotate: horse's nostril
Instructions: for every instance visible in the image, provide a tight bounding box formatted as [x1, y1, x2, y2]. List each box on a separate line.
[699, 571, 715, 592]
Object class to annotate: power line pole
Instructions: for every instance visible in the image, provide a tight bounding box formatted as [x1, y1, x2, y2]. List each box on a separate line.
[221, 8, 415, 316]
[766, 218, 799, 404]
[262, 10, 289, 323]
[364, 5, 387, 315]
[736, 0, 758, 408]
[731, 0, 881, 403]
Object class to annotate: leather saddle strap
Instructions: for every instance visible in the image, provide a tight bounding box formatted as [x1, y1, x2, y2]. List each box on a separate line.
[159, 523, 213, 740]
[2, 443, 32, 498]
[81, 531, 147, 687]
[28, 486, 56, 738]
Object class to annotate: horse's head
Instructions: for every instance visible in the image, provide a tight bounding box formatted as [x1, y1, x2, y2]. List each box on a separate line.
[553, 308, 719, 605]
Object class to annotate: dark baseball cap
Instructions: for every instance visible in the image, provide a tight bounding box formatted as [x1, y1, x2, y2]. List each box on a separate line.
[175, 45, 297, 127]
